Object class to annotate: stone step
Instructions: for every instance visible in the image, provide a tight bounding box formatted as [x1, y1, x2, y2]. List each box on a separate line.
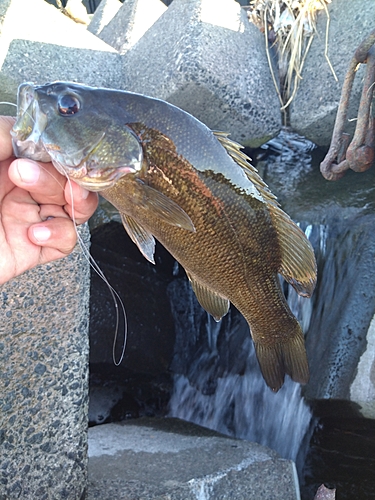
[87, 417, 301, 500]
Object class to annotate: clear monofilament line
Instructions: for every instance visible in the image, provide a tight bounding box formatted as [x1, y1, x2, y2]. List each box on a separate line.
[0, 102, 17, 108]
[43, 167, 128, 366]
[64, 175, 128, 366]
[0, 101, 36, 128]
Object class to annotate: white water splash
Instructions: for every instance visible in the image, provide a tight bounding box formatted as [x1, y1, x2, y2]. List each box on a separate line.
[168, 354, 311, 462]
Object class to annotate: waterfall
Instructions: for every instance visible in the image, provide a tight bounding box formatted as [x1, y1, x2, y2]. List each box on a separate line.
[167, 225, 323, 463]
[168, 361, 311, 462]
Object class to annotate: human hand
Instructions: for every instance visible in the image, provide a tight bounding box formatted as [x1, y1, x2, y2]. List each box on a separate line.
[0, 116, 98, 285]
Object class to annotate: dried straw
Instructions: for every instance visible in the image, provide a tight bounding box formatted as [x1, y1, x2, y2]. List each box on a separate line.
[247, 0, 337, 113]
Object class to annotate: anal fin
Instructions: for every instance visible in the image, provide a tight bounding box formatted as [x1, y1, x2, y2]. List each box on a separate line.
[186, 272, 230, 321]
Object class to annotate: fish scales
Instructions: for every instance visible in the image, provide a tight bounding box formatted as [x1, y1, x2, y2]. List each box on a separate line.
[103, 125, 300, 347]
[11, 82, 317, 391]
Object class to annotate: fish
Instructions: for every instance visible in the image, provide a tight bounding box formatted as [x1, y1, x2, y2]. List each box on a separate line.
[11, 81, 317, 391]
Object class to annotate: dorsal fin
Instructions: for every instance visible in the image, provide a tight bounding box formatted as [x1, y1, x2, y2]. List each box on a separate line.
[186, 271, 230, 322]
[213, 131, 279, 206]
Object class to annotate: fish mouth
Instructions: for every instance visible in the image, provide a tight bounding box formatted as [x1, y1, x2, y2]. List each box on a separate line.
[11, 83, 51, 163]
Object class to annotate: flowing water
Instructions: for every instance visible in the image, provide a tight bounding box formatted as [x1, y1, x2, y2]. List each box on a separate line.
[168, 356, 312, 463]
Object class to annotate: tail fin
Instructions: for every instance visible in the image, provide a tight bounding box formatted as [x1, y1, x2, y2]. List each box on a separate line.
[254, 326, 309, 392]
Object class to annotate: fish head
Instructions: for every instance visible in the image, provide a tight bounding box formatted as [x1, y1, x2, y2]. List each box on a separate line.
[11, 82, 143, 191]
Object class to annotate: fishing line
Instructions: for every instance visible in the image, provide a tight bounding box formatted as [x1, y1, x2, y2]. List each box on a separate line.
[36, 163, 129, 364]
[63, 172, 128, 366]
[0, 102, 17, 108]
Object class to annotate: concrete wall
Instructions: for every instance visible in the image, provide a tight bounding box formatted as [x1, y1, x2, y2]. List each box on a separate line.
[0, 225, 90, 499]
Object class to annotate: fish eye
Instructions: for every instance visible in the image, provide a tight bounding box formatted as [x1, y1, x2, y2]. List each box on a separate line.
[58, 94, 80, 115]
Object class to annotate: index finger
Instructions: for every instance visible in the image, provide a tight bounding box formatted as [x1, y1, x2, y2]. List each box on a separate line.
[0, 116, 16, 161]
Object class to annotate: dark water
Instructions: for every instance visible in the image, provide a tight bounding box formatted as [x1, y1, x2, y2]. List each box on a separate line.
[301, 400, 375, 500]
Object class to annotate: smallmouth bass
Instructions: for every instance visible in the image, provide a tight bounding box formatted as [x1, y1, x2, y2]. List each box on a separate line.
[11, 82, 317, 391]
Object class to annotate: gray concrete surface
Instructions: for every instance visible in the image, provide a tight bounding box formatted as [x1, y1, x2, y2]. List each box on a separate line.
[0, 0, 121, 112]
[121, 0, 282, 148]
[87, 417, 301, 500]
[87, 0, 122, 36]
[0, 225, 91, 500]
[289, 0, 375, 146]
[0, 0, 281, 149]
[97, 0, 167, 53]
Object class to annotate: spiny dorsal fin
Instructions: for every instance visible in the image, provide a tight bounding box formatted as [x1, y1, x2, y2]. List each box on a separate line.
[213, 131, 279, 206]
[120, 212, 156, 264]
[186, 271, 230, 322]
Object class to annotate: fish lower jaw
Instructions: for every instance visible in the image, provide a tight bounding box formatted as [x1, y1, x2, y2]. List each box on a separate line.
[73, 178, 115, 191]
[51, 158, 88, 179]
[12, 138, 52, 163]
[73, 166, 138, 191]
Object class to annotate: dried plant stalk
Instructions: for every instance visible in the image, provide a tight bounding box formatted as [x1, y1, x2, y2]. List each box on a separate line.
[247, 0, 335, 110]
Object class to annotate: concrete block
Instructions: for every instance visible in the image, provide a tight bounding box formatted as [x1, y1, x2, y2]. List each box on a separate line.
[121, 0, 281, 148]
[87, 417, 300, 499]
[304, 212, 375, 403]
[289, 0, 375, 146]
[98, 0, 167, 53]
[87, 0, 122, 36]
[0, 0, 121, 110]
[350, 313, 375, 419]
[0, 225, 91, 499]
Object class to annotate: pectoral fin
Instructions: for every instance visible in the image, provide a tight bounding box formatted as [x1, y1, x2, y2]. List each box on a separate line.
[186, 272, 230, 321]
[136, 180, 195, 232]
[120, 212, 156, 264]
[269, 206, 317, 297]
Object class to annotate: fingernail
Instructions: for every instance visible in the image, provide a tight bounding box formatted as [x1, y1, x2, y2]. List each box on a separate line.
[80, 186, 89, 200]
[32, 226, 51, 242]
[17, 160, 41, 184]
